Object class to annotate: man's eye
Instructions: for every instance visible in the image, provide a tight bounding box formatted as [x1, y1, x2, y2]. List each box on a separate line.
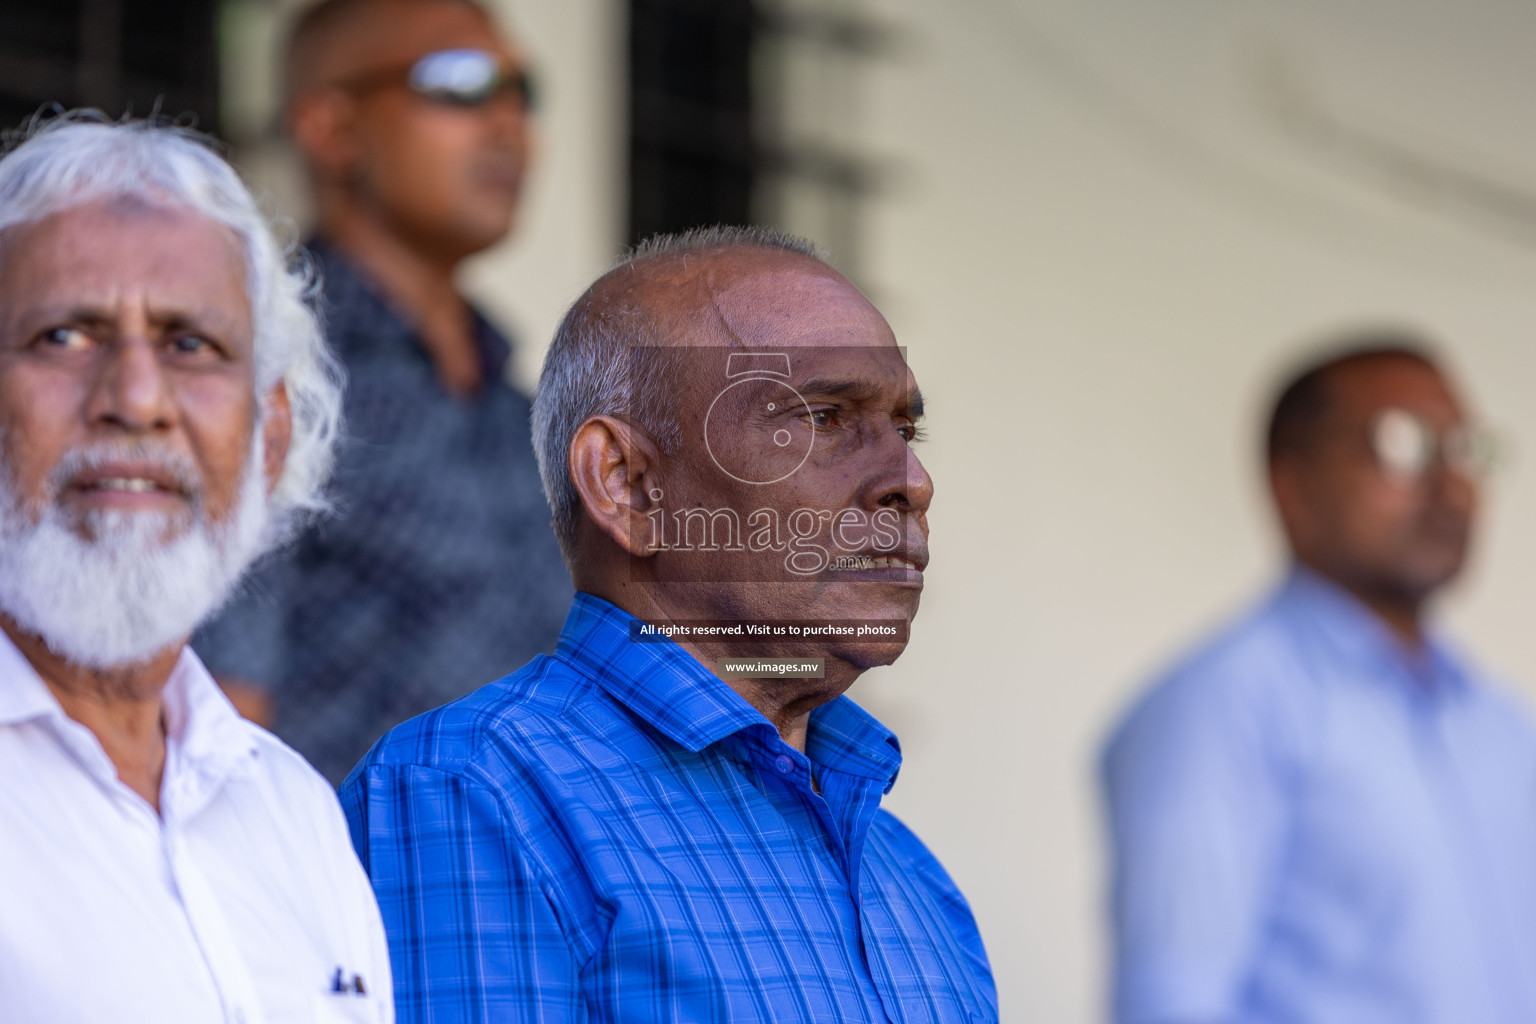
[169, 334, 215, 355]
[809, 409, 839, 429]
[39, 327, 91, 350]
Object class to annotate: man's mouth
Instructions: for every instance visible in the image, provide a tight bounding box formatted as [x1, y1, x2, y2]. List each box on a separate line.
[70, 466, 188, 494]
[475, 157, 525, 197]
[84, 477, 171, 493]
[819, 544, 929, 582]
[858, 556, 921, 571]
[58, 456, 199, 515]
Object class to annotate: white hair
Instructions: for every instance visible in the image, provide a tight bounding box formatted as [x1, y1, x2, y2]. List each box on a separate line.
[531, 225, 824, 560]
[0, 112, 342, 545]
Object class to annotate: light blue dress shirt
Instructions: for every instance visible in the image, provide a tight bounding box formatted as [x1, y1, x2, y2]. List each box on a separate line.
[1102, 568, 1536, 1024]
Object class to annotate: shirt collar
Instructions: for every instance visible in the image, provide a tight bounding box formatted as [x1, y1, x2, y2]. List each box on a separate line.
[307, 237, 512, 380]
[160, 647, 261, 777]
[555, 594, 903, 785]
[806, 696, 904, 791]
[1278, 565, 1471, 694]
[0, 630, 260, 811]
[557, 594, 771, 752]
[0, 629, 64, 727]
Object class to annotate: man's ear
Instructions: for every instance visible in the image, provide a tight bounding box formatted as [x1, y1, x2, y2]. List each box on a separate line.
[288, 89, 363, 181]
[261, 382, 294, 496]
[568, 415, 663, 558]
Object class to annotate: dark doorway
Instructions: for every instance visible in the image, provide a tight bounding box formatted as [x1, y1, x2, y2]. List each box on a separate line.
[0, 0, 220, 137]
[627, 0, 756, 245]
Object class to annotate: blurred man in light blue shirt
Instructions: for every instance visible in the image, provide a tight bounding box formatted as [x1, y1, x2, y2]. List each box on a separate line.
[1103, 337, 1536, 1024]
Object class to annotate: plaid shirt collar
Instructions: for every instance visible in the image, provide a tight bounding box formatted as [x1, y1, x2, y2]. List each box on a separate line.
[556, 593, 903, 789]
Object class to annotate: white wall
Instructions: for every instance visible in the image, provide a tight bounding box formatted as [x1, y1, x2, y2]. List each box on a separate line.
[225, 2, 1536, 1019]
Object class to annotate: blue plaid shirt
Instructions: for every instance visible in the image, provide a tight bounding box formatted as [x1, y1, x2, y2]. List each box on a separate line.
[340, 594, 997, 1023]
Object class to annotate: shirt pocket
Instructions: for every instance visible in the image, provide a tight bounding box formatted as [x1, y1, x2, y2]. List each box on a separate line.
[311, 993, 385, 1024]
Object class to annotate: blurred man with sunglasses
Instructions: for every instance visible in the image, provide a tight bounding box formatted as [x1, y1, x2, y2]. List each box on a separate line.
[194, 0, 570, 782]
[1101, 337, 1536, 1024]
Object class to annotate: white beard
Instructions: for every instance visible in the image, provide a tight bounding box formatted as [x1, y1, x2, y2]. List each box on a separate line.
[0, 437, 271, 670]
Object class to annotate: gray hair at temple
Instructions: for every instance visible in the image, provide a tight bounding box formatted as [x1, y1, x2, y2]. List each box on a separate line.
[532, 224, 824, 561]
[0, 112, 342, 543]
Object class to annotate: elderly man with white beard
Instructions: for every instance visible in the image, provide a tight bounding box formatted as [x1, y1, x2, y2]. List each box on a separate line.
[0, 116, 394, 1023]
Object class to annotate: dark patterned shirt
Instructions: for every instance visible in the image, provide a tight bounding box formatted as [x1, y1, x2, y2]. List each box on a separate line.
[194, 241, 572, 783]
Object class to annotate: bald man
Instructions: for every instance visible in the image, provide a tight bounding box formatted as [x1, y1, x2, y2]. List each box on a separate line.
[195, 0, 571, 782]
[341, 226, 998, 1023]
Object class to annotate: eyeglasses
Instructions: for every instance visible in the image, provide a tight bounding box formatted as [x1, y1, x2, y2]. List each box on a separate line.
[340, 49, 538, 111]
[1369, 408, 1499, 480]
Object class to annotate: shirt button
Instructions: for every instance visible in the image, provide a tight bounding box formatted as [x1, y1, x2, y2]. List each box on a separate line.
[774, 754, 795, 775]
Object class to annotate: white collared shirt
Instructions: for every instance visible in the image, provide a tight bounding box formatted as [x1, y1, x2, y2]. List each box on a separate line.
[0, 632, 393, 1024]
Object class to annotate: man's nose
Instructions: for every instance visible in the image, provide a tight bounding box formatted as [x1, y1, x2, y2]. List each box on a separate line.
[87, 333, 176, 433]
[483, 88, 531, 139]
[867, 440, 935, 515]
[1431, 462, 1478, 517]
